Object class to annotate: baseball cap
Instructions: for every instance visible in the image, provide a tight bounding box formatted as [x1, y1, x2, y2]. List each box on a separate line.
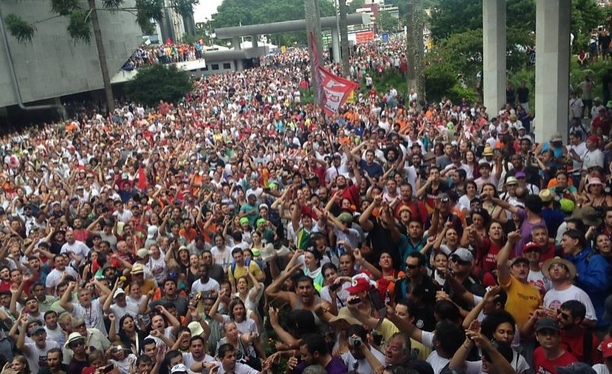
[451, 247, 473, 263]
[114, 288, 126, 298]
[346, 276, 372, 295]
[31, 326, 46, 335]
[601, 338, 612, 358]
[338, 212, 353, 224]
[522, 242, 541, 253]
[556, 363, 596, 374]
[535, 317, 560, 333]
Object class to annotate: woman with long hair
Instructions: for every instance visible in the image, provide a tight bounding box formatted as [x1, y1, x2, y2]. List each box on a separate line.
[209, 291, 266, 363]
[472, 221, 506, 274]
[108, 314, 148, 355]
[215, 321, 261, 370]
[9, 355, 31, 374]
[234, 270, 263, 331]
[460, 208, 491, 248]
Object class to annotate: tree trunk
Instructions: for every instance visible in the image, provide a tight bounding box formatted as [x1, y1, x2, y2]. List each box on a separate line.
[305, 0, 323, 103]
[338, 0, 350, 77]
[88, 0, 115, 114]
[406, 0, 425, 106]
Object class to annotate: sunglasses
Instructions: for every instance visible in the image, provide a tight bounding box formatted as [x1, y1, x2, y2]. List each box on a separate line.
[70, 341, 85, 348]
[405, 264, 419, 270]
[450, 257, 470, 265]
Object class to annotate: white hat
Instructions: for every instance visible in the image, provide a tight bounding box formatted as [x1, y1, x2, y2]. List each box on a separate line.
[170, 365, 188, 374]
[147, 225, 158, 240]
[137, 248, 150, 258]
[114, 288, 126, 298]
[65, 332, 85, 348]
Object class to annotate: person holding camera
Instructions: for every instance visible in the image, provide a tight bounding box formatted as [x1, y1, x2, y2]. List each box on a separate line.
[341, 324, 385, 374]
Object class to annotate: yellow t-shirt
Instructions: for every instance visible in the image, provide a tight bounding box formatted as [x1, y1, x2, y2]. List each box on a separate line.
[499, 275, 541, 329]
[227, 261, 263, 287]
[377, 319, 431, 361]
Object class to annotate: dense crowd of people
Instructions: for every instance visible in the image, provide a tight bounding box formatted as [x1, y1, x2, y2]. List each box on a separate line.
[1, 37, 612, 374]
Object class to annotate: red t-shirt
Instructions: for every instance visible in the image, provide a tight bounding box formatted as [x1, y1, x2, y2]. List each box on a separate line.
[533, 347, 577, 374]
[560, 329, 602, 364]
[476, 238, 513, 273]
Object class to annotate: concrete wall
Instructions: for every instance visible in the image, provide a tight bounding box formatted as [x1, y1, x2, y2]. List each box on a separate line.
[0, 0, 142, 107]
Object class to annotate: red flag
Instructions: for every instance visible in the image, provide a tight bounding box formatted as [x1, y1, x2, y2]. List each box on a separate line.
[308, 31, 326, 105]
[317, 67, 360, 116]
[137, 166, 147, 191]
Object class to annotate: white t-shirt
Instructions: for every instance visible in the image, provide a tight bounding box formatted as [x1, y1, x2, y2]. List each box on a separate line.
[543, 285, 597, 320]
[593, 364, 610, 374]
[210, 246, 232, 268]
[342, 346, 385, 374]
[60, 240, 90, 265]
[24, 340, 60, 373]
[320, 282, 351, 309]
[148, 255, 167, 284]
[45, 267, 79, 290]
[215, 362, 259, 374]
[73, 298, 106, 333]
[190, 278, 220, 298]
[182, 352, 215, 371]
[108, 302, 140, 332]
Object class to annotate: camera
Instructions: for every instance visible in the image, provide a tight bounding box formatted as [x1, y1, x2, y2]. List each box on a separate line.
[348, 336, 362, 347]
[329, 282, 342, 292]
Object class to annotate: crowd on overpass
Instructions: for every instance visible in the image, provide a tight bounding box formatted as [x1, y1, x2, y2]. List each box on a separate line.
[1, 37, 612, 374]
[122, 42, 206, 71]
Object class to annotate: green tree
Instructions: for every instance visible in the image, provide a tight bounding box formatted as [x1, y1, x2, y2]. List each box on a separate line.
[2, 0, 199, 112]
[125, 64, 192, 106]
[429, 0, 536, 42]
[211, 0, 335, 46]
[347, 0, 365, 13]
[376, 10, 398, 32]
[212, 0, 335, 27]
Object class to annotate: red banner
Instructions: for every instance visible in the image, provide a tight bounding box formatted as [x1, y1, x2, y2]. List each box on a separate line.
[317, 67, 360, 116]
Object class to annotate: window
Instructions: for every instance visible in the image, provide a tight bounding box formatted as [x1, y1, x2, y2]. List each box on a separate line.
[211, 64, 219, 70]
[201, 67, 208, 71]
[223, 63, 231, 69]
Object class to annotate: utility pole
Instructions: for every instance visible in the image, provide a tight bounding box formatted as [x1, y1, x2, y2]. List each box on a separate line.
[305, 0, 323, 102]
[406, 0, 425, 106]
[338, 0, 350, 77]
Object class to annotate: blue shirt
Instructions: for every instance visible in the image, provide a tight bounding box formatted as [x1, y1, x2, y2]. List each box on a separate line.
[566, 248, 611, 327]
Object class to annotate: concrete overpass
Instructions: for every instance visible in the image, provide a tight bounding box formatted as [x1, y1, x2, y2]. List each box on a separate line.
[214, 13, 372, 67]
[483, 0, 570, 144]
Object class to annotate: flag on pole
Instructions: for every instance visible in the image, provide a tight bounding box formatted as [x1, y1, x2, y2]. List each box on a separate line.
[317, 67, 360, 116]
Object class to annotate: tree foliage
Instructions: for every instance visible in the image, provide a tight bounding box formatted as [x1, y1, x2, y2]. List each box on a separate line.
[210, 0, 335, 46]
[211, 0, 335, 30]
[2, 0, 199, 44]
[125, 64, 193, 107]
[376, 10, 397, 32]
[424, 0, 606, 102]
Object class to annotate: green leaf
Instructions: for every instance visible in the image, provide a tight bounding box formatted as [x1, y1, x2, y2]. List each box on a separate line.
[136, 0, 164, 24]
[170, 0, 199, 19]
[3, 14, 35, 43]
[67, 9, 91, 43]
[102, 0, 123, 8]
[125, 64, 192, 107]
[50, 0, 81, 16]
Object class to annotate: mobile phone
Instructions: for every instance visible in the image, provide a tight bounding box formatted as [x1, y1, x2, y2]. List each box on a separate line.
[329, 282, 342, 292]
[368, 288, 386, 318]
[103, 365, 114, 373]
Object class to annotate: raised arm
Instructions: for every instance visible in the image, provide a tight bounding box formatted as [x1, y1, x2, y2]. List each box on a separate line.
[59, 281, 77, 313]
[496, 230, 521, 285]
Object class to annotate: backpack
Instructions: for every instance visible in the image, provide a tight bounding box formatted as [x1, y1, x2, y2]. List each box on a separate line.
[230, 257, 251, 278]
